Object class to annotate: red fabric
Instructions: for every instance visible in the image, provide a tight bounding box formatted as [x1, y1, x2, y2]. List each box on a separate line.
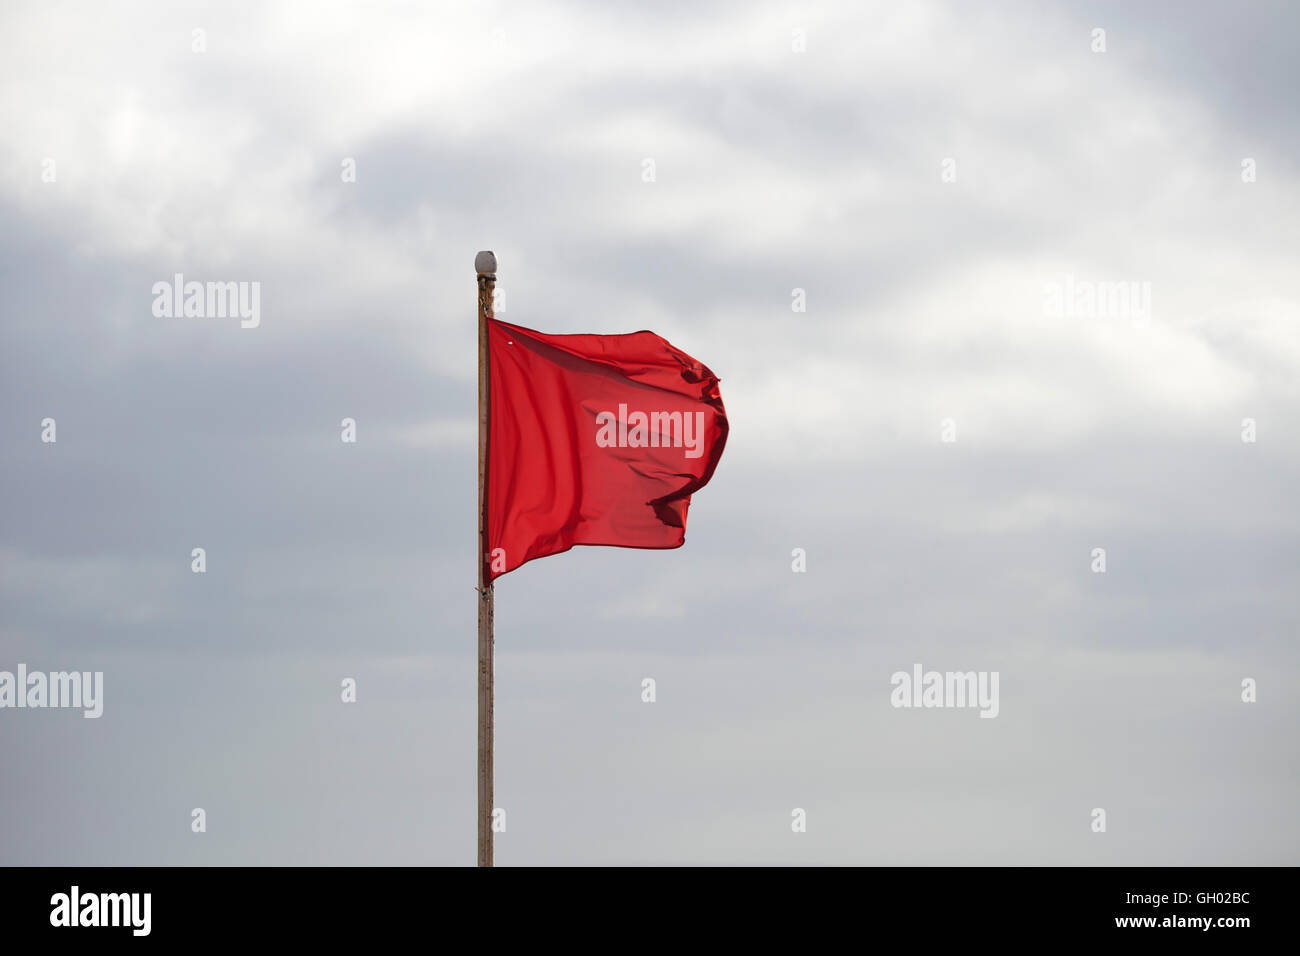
[486, 317, 728, 580]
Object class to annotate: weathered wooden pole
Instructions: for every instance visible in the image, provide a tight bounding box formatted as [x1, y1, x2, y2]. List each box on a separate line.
[475, 249, 497, 867]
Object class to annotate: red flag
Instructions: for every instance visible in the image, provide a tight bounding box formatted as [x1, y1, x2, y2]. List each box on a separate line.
[486, 317, 728, 580]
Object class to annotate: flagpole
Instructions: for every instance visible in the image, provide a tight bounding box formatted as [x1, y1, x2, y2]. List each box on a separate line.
[475, 249, 497, 867]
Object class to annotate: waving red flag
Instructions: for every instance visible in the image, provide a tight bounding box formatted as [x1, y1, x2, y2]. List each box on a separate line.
[486, 317, 728, 580]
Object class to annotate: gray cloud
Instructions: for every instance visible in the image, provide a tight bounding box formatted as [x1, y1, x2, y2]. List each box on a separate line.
[0, 0, 1296, 864]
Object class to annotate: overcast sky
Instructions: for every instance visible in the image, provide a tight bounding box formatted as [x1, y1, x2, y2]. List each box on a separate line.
[1, 0, 1296, 865]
